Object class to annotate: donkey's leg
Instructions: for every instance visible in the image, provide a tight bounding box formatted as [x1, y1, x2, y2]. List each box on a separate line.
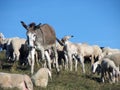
[45, 51, 51, 70]
[53, 47, 60, 72]
[31, 48, 35, 74]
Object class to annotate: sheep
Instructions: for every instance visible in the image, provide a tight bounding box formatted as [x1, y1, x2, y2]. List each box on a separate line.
[31, 68, 52, 88]
[0, 33, 19, 60]
[0, 33, 27, 62]
[102, 47, 120, 56]
[0, 72, 33, 90]
[77, 44, 102, 65]
[11, 38, 26, 61]
[92, 45, 103, 62]
[92, 57, 120, 83]
[104, 53, 120, 67]
[57, 35, 86, 72]
[57, 35, 102, 73]
[100, 58, 120, 83]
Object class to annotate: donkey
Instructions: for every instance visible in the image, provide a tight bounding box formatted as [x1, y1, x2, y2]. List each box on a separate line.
[21, 21, 59, 74]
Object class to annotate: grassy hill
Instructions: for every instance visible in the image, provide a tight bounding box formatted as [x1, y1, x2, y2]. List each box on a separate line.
[0, 51, 120, 90]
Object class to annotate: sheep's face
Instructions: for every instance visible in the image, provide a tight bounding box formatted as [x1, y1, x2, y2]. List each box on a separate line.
[92, 62, 99, 74]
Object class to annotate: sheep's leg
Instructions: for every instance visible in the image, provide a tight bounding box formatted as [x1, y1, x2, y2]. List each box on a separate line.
[79, 55, 85, 73]
[101, 69, 105, 83]
[111, 70, 116, 83]
[72, 55, 78, 72]
[108, 72, 114, 83]
[91, 55, 94, 65]
[75, 57, 78, 72]
[68, 53, 72, 71]
[12, 51, 20, 61]
[13, 52, 16, 61]
[6, 45, 11, 61]
[101, 75, 104, 83]
[64, 54, 68, 70]
[45, 51, 51, 70]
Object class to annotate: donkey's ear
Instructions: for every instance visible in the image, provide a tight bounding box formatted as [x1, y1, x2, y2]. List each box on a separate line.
[34, 25, 40, 30]
[20, 21, 28, 30]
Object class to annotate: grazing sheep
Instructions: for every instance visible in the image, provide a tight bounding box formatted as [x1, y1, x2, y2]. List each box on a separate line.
[100, 58, 120, 83]
[92, 53, 120, 74]
[31, 68, 52, 88]
[0, 72, 33, 90]
[92, 57, 120, 83]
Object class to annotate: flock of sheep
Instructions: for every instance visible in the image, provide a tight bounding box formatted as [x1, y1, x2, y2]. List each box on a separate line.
[0, 25, 120, 90]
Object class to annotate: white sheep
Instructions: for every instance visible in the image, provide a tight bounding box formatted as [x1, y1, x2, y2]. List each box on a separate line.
[101, 58, 120, 83]
[0, 34, 19, 60]
[57, 35, 85, 72]
[0, 72, 33, 90]
[104, 53, 120, 67]
[0, 33, 27, 61]
[92, 57, 120, 83]
[57, 35, 102, 73]
[102, 47, 120, 56]
[92, 53, 120, 73]
[31, 68, 52, 88]
[11, 38, 26, 61]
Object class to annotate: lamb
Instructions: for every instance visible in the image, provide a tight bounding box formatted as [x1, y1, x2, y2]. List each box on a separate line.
[0, 33, 19, 60]
[92, 53, 120, 73]
[11, 38, 26, 61]
[0, 72, 33, 90]
[92, 57, 120, 83]
[100, 58, 120, 83]
[31, 68, 52, 88]
[0, 33, 26, 61]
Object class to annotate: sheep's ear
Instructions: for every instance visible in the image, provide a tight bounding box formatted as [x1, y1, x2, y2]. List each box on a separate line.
[56, 38, 64, 46]
[71, 35, 74, 38]
[21, 21, 28, 30]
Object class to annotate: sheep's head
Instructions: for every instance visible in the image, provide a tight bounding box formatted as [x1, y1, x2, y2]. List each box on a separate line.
[92, 61, 101, 74]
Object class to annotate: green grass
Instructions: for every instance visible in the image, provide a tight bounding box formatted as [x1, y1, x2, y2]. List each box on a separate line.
[0, 51, 120, 90]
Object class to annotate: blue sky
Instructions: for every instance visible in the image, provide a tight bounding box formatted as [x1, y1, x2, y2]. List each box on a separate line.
[0, 0, 120, 48]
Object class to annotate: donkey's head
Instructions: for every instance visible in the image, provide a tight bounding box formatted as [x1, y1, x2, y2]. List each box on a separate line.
[21, 21, 37, 48]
